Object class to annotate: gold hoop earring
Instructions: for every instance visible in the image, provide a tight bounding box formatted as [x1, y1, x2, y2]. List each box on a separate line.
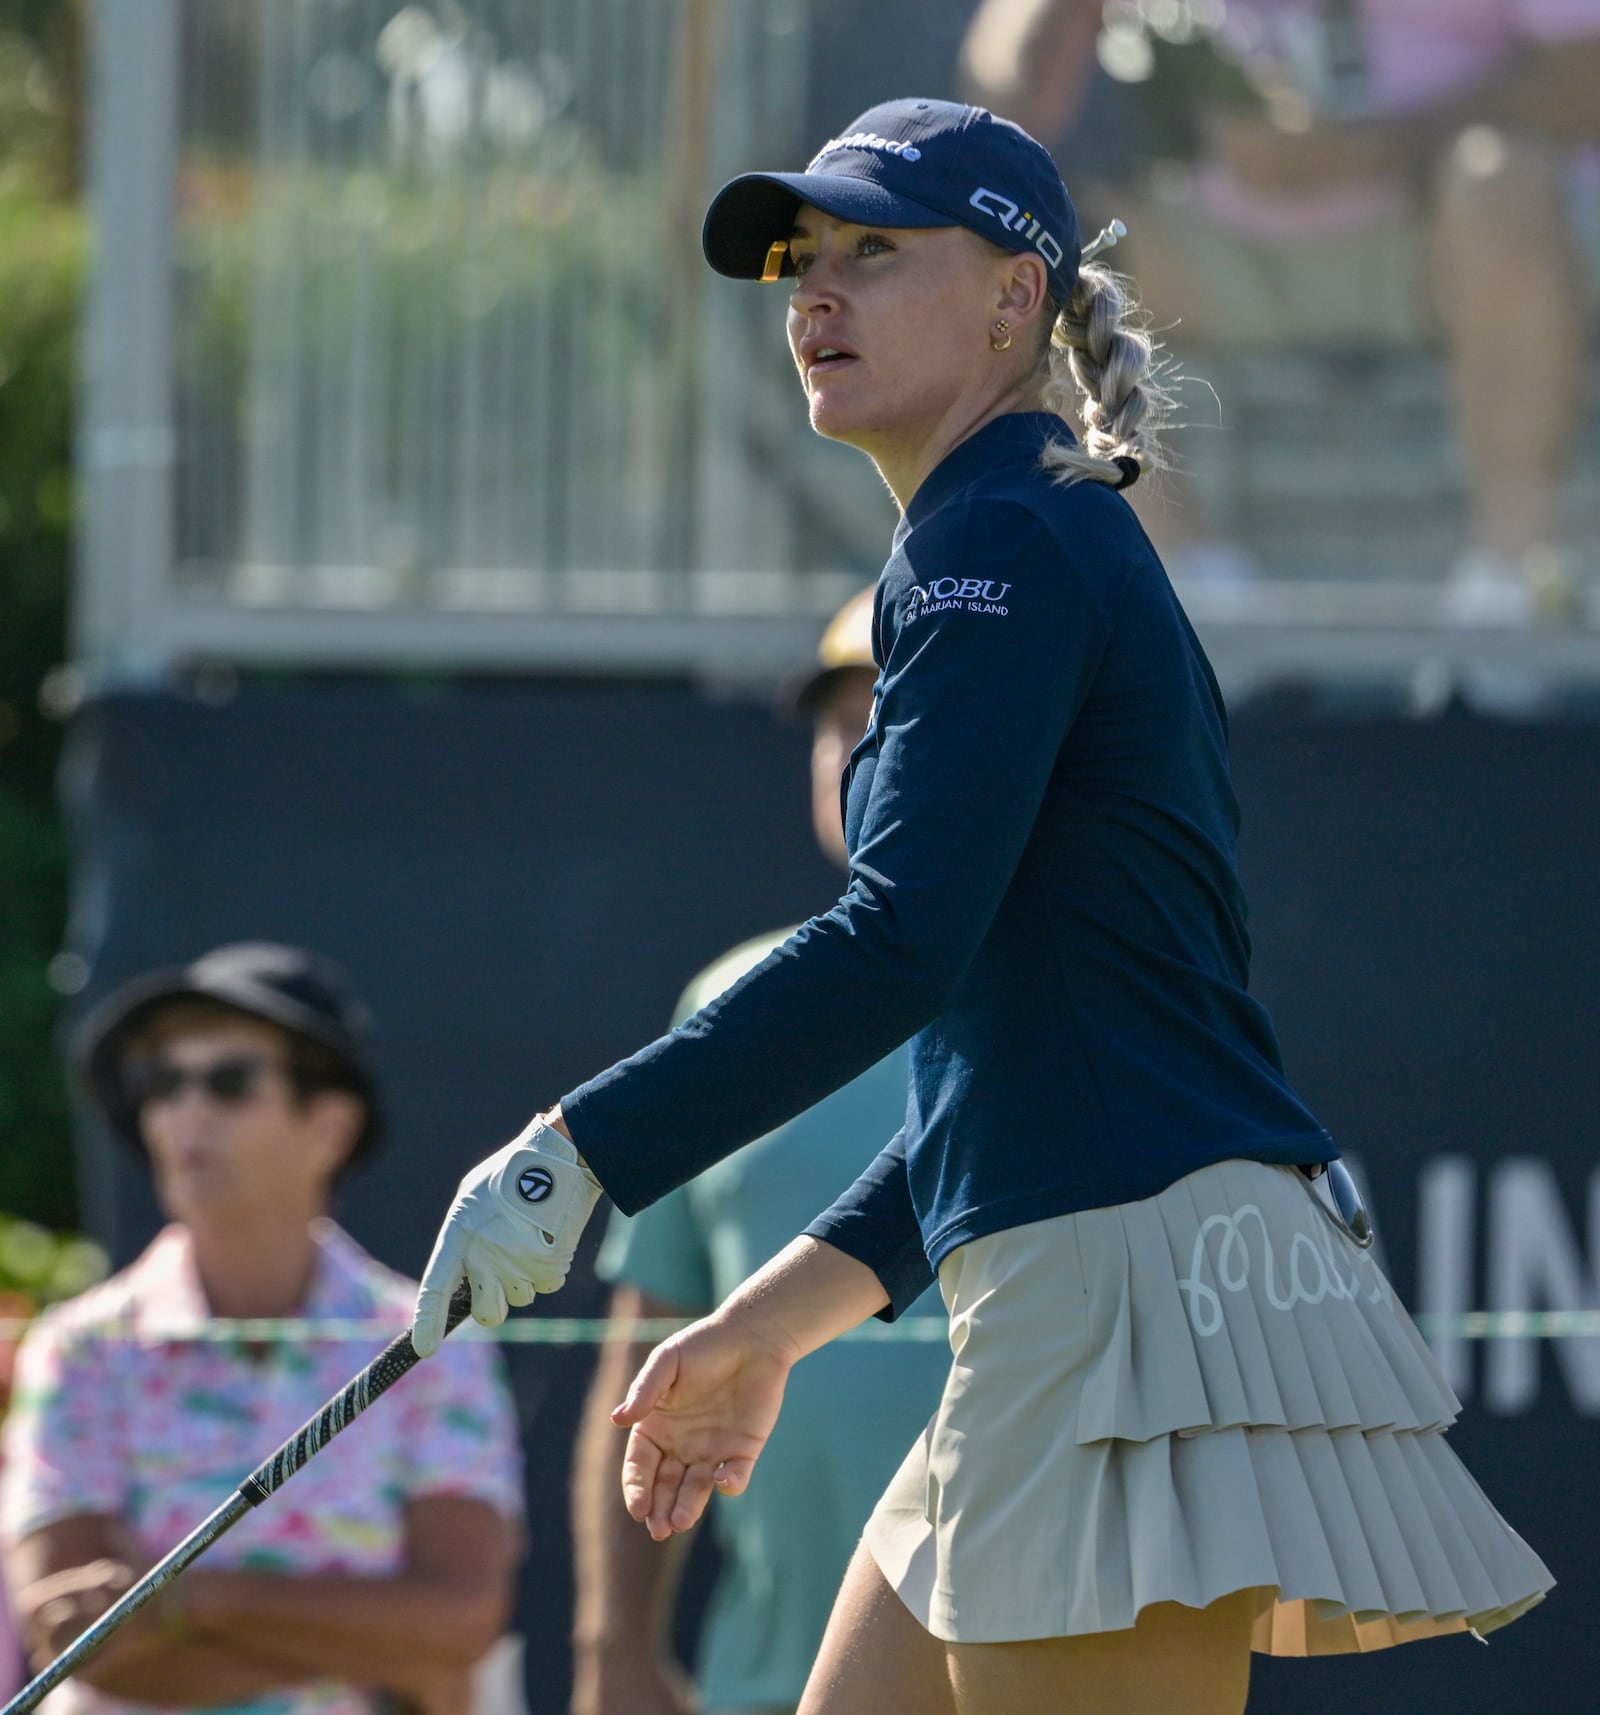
[992, 319, 1012, 352]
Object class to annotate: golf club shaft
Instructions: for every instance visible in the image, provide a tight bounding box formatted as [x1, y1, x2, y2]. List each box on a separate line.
[2, 1282, 476, 1715]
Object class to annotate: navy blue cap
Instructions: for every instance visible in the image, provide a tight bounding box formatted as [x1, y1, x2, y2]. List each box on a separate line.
[702, 98, 1082, 307]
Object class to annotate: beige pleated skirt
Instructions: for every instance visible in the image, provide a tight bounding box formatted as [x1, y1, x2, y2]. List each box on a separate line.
[864, 1158, 1553, 1651]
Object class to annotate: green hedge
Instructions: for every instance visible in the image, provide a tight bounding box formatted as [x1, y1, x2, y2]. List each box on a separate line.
[0, 167, 81, 1227]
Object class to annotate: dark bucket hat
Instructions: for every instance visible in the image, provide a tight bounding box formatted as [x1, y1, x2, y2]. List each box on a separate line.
[702, 97, 1083, 307]
[73, 941, 384, 1162]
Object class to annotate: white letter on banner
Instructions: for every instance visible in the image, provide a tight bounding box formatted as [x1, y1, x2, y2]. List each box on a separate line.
[1486, 1159, 1600, 1415]
[1418, 1156, 1475, 1401]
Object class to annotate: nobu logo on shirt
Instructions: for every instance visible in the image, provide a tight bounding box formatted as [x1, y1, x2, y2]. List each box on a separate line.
[905, 577, 1011, 621]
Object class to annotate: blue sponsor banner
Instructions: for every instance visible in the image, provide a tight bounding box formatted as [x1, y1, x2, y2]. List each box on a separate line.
[63, 689, 1598, 1713]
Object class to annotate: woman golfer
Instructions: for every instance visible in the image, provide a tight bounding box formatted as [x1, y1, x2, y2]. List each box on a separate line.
[414, 99, 1552, 1714]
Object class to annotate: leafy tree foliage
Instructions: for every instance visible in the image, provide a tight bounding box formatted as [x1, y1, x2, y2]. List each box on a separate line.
[0, 7, 83, 1225]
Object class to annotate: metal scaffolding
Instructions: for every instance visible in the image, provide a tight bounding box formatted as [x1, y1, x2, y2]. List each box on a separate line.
[75, 0, 1600, 695]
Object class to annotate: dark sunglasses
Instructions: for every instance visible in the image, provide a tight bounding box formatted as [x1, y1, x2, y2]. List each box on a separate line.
[123, 1054, 288, 1108]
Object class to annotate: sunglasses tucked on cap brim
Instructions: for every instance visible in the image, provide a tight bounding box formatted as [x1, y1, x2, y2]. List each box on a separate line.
[702, 171, 962, 283]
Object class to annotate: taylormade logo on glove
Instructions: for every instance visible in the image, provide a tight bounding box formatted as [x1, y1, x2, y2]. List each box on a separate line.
[411, 1117, 603, 1357]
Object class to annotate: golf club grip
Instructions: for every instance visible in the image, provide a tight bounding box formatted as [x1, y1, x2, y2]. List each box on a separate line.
[241, 1280, 476, 1504]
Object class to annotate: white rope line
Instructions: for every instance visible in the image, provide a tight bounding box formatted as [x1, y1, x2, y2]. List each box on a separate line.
[3, 1312, 1600, 1343]
[0, 1316, 947, 1344]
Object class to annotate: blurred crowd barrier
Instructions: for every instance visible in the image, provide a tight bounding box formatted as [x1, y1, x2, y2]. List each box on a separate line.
[170, 0, 828, 612]
[79, 0, 1600, 695]
[48, 682, 1600, 1714]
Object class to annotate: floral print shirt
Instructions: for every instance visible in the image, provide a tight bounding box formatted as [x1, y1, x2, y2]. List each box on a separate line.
[0, 1221, 523, 1715]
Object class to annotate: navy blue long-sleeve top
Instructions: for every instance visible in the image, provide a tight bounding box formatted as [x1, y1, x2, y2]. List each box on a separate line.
[562, 411, 1332, 1316]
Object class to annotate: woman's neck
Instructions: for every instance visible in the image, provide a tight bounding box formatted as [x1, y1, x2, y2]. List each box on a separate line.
[187, 1209, 322, 1320]
[872, 375, 1049, 511]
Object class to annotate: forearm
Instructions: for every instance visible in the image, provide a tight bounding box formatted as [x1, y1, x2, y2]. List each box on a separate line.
[75, 1633, 302, 1706]
[180, 1566, 506, 1692]
[10, 1529, 304, 1705]
[719, 1236, 890, 1361]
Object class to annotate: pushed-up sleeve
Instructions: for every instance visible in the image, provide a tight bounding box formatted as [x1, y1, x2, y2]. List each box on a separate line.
[804, 1130, 934, 1320]
[564, 498, 1115, 1218]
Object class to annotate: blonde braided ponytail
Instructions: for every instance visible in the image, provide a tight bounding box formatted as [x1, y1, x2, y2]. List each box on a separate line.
[1038, 262, 1172, 488]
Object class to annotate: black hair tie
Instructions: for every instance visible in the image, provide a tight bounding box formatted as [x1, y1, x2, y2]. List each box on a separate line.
[1112, 455, 1141, 491]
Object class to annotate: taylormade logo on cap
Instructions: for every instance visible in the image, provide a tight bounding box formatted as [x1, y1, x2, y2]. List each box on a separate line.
[701, 98, 1082, 304]
[810, 131, 923, 166]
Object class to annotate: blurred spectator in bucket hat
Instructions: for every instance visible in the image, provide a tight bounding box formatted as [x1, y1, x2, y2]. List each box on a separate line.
[1, 942, 525, 1715]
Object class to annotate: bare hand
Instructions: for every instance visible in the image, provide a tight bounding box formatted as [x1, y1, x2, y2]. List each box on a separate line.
[610, 1311, 796, 1541]
[19, 1557, 148, 1669]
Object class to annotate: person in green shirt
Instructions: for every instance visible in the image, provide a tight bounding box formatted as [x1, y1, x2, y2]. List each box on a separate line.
[568, 590, 947, 1715]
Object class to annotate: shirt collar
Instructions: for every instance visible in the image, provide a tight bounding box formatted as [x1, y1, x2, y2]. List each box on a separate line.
[129, 1219, 372, 1341]
[894, 411, 1073, 546]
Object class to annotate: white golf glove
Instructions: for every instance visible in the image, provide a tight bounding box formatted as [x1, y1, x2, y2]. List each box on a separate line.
[412, 1117, 604, 1358]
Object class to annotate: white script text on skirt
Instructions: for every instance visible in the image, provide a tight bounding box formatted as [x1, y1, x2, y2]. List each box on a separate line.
[865, 1159, 1553, 1652]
